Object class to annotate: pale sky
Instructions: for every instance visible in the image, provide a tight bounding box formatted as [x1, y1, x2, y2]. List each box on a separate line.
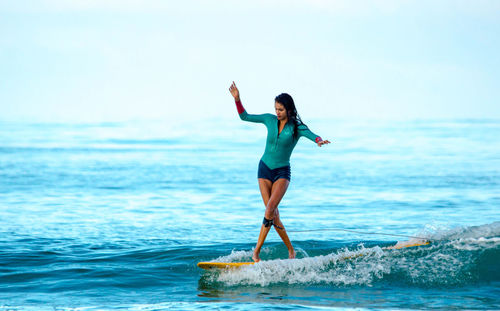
[1, 0, 499, 122]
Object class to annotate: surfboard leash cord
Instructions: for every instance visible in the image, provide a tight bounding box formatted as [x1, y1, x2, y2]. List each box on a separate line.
[287, 228, 433, 241]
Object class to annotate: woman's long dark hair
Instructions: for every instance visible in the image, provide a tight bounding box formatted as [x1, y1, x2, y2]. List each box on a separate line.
[275, 93, 307, 140]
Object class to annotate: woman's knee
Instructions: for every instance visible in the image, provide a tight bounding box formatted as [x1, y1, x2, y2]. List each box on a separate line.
[264, 206, 276, 219]
[266, 199, 278, 212]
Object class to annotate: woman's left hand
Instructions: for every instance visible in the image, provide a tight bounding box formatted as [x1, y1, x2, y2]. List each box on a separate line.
[317, 140, 331, 147]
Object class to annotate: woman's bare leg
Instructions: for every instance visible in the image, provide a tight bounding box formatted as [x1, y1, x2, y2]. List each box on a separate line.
[253, 178, 272, 262]
[258, 178, 272, 208]
[272, 208, 296, 259]
[253, 178, 292, 262]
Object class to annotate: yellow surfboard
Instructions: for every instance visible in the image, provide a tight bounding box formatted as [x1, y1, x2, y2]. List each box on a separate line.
[197, 261, 255, 269]
[197, 240, 430, 270]
[383, 240, 430, 250]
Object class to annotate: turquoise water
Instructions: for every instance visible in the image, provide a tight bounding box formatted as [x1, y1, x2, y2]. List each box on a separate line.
[0, 118, 499, 310]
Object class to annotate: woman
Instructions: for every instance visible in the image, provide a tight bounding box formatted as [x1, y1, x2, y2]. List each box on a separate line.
[229, 81, 331, 262]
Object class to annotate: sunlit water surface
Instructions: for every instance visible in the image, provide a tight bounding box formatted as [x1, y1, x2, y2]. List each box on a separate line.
[0, 118, 499, 310]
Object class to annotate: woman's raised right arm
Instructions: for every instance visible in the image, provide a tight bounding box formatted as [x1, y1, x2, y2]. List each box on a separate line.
[229, 81, 268, 123]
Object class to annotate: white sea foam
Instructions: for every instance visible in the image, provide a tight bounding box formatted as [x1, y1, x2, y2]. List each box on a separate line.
[211, 249, 254, 263]
[208, 222, 500, 287]
[429, 221, 500, 241]
[449, 237, 500, 250]
[211, 246, 311, 263]
[215, 245, 385, 286]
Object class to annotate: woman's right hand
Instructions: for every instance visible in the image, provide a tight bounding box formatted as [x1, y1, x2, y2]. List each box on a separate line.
[229, 81, 240, 101]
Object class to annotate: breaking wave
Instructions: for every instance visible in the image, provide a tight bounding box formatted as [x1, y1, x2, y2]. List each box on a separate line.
[201, 222, 500, 287]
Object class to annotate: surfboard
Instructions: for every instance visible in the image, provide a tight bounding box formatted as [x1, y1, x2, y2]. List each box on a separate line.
[197, 261, 254, 269]
[383, 240, 430, 250]
[197, 240, 430, 270]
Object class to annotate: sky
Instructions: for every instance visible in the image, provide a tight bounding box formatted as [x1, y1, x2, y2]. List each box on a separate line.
[1, 0, 499, 122]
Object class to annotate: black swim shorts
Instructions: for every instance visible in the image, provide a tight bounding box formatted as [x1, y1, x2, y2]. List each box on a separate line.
[257, 160, 291, 182]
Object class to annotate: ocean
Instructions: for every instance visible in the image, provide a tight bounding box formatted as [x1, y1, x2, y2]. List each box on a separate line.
[0, 118, 499, 310]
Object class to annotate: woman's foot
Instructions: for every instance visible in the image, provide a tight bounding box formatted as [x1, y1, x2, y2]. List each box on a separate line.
[288, 249, 296, 259]
[252, 250, 261, 262]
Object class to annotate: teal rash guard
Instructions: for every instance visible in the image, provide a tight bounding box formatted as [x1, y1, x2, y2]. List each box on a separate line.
[236, 100, 321, 169]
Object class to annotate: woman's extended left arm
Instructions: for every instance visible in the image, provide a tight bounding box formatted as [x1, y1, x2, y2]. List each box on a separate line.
[298, 125, 331, 147]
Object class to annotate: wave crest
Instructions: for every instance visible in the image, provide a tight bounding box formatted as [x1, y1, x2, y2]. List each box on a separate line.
[203, 222, 500, 287]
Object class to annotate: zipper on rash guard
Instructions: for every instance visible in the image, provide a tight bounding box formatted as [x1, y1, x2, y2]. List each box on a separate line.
[275, 120, 281, 150]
